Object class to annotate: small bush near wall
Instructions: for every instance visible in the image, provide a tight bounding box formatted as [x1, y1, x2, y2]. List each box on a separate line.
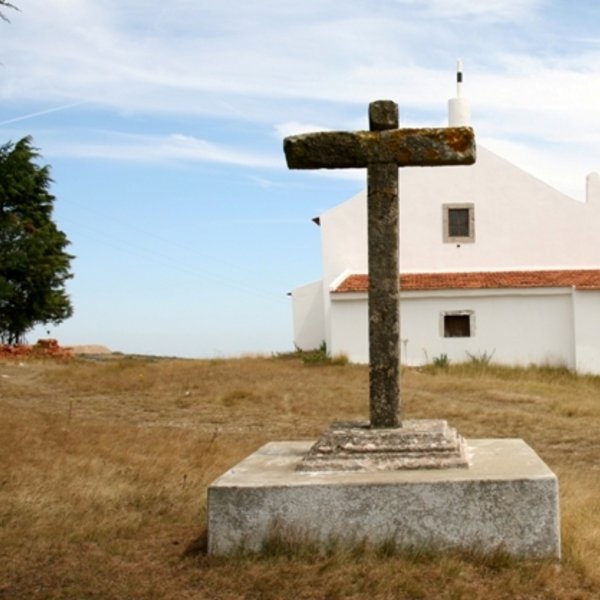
[275, 342, 348, 366]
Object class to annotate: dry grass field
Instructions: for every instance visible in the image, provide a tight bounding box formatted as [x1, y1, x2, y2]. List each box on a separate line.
[1, 353, 600, 599]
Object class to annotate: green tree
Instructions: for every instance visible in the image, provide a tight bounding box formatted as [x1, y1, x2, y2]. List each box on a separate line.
[0, 137, 74, 344]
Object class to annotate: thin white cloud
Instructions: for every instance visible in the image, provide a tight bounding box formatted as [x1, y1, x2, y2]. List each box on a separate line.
[0, 1, 505, 111]
[3, 0, 600, 198]
[47, 132, 281, 168]
[0, 102, 88, 126]
[249, 175, 277, 189]
[416, 0, 545, 22]
[275, 122, 332, 138]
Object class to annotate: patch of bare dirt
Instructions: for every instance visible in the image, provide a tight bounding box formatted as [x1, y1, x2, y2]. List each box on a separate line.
[71, 344, 112, 355]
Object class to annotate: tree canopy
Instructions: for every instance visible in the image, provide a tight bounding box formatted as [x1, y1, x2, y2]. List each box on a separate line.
[0, 137, 74, 344]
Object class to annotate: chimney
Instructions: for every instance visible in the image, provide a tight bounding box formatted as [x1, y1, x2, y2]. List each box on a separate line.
[448, 59, 471, 126]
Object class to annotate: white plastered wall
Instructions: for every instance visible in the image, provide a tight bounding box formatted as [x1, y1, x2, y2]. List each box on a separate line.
[329, 294, 369, 362]
[572, 289, 600, 374]
[291, 280, 325, 351]
[330, 288, 577, 370]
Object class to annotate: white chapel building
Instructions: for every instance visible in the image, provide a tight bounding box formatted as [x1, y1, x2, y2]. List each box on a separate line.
[290, 67, 600, 374]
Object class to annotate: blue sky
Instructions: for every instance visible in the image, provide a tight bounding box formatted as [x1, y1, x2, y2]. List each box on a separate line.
[2, 0, 600, 357]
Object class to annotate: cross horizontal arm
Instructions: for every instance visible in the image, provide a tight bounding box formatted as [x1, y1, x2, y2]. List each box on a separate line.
[284, 127, 475, 170]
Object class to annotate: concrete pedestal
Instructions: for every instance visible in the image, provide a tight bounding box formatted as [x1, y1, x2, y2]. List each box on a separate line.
[207, 439, 560, 558]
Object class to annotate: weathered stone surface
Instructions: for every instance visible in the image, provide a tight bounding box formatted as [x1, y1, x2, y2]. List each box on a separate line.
[369, 99, 398, 131]
[297, 420, 469, 471]
[207, 439, 561, 558]
[284, 100, 476, 430]
[283, 126, 476, 169]
[368, 158, 400, 427]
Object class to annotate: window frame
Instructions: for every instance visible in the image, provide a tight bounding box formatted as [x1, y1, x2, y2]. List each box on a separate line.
[443, 203, 475, 243]
[440, 310, 475, 338]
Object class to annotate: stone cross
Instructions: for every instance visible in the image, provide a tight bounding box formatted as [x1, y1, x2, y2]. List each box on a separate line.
[284, 100, 475, 429]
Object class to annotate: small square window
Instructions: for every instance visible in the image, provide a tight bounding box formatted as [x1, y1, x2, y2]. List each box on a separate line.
[443, 203, 474, 243]
[448, 208, 470, 237]
[441, 312, 474, 338]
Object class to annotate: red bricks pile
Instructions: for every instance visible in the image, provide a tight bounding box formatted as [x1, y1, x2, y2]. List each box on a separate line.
[0, 339, 74, 360]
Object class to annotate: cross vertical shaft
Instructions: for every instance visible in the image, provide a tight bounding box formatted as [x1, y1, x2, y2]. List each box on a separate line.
[367, 101, 400, 428]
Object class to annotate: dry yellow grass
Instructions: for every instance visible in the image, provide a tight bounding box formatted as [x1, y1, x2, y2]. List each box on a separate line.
[0, 355, 599, 599]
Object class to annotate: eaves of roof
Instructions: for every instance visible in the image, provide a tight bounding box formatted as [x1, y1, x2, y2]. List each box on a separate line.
[332, 270, 600, 293]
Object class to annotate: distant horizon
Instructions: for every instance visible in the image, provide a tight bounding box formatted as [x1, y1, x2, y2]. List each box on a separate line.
[17, 338, 296, 360]
[8, 338, 298, 360]
[4, 1, 600, 357]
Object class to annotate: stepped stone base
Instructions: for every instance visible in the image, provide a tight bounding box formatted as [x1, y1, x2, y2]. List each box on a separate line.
[297, 419, 469, 471]
[207, 439, 561, 558]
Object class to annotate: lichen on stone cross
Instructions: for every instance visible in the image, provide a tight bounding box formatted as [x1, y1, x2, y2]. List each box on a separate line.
[284, 100, 476, 429]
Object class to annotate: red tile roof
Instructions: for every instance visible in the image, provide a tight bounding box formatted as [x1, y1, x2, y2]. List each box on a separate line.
[333, 270, 600, 293]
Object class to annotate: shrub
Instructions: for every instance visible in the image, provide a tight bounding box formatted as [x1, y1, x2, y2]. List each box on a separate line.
[432, 353, 450, 369]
